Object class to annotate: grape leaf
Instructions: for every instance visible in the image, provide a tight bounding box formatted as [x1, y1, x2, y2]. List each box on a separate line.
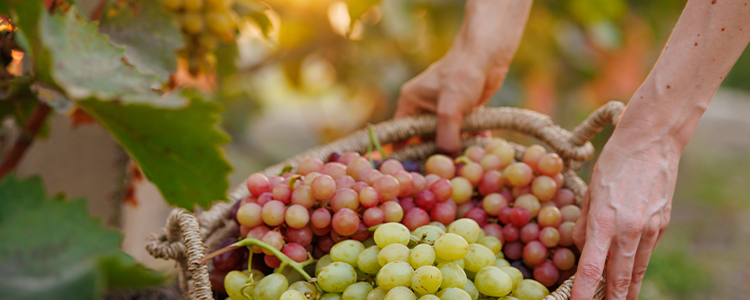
[78, 91, 232, 210]
[3, 0, 54, 84]
[38, 9, 184, 107]
[0, 175, 167, 300]
[99, 0, 183, 83]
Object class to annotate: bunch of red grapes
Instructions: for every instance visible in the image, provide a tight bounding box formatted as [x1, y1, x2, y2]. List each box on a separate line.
[212, 138, 582, 292]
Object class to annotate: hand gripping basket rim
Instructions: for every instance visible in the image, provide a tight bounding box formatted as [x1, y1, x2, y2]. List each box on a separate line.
[146, 101, 625, 300]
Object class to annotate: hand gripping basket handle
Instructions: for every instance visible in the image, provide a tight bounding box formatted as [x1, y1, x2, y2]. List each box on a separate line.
[145, 101, 625, 300]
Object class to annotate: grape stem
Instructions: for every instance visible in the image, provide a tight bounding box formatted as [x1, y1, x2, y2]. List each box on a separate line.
[368, 126, 387, 160]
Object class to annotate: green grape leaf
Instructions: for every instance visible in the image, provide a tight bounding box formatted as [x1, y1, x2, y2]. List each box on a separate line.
[3, 0, 54, 83]
[78, 91, 232, 210]
[38, 9, 184, 107]
[345, 0, 380, 23]
[99, 252, 170, 289]
[0, 176, 114, 300]
[71, 0, 108, 21]
[99, 1, 183, 83]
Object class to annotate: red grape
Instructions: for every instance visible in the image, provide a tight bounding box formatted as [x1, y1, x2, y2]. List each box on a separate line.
[399, 197, 416, 213]
[261, 200, 286, 226]
[257, 192, 273, 206]
[360, 169, 383, 186]
[504, 163, 534, 187]
[330, 230, 348, 243]
[538, 206, 562, 228]
[321, 162, 347, 180]
[425, 174, 441, 188]
[498, 207, 513, 225]
[553, 173, 564, 189]
[503, 241, 524, 260]
[456, 201, 474, 219]
[520, 223, 540, 243]
[363, 207, 385, 227]
[414, 190, 437, 211]
[553, 189, 575, 207]
[515, 194, 541, 217]
[331, 188, 360, 212]
[491, 143, 515, 169]
[483, 223, 504, 242]
[335, 175, 356, 190]
[311, 208, 332, 228]
[272, 184, 292, 203]
[540, 227, 560, 248]
[285, 204, 310, 229]
[478, 170, 503, 195]
[512, 186, 532, 198]
[560, 205, 581, 223]
[429, 179, 453, 202]
[332, 208, 359, 236]
[510, 206, 532, 227]
[327, 152, 341, 163]
[374, 175, 401, 202]
[558, 266, 577, 285]
[298, 157, 324, 175]
[523, 241, 547, 265]
[459, 162, 483, 185]
[264, 254, 282, 268]
[310, 223, 332, 236]
[523, 145, 547, 172]
[286, 226, 313, 246]
[533, 259, 559, 287]
[480, 154, 502, 171]
[552, 248, 575, 270]
[503, 224, 520, 242]
[359, 187, 379, 208]
[282, 243, 308, 262]
[247, 173, 271, 197]
[261, 230, 285, 255]
[304, 172, 321, 185]
[380, 159, 404, 175]
[213, 238, 246, 272]
[430, 202, 456, 225]
[311, 175, 336, 200]
[318, 235, 334, 252]
[465, 145, 485, 162]
[402, 207, 430, 231]
[352, 181, 369, 193]
[338, 152, 360, 165]
[237, 203, 263, 228]
[537, 153, 563, 177]
[411, 172, 426, 195]
[347, 157, 372, 180]
[464, 208, 489, 227]
[444, 199, 457, 210]
[531, 175, 557, 201]
[558, 222, 575, 247]
[482, 193, 508, 216]
[269, 176, 285, 188]
[393, 170, 414, 197]
[351, 221, 370, 241]
[381, 201, 404, 222]
[425, 154, 456, 179]
[291, 185, 315, 208]
[240, 225, 251, 238]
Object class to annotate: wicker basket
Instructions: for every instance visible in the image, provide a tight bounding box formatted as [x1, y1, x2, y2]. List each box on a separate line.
[146, 101, 626, 300]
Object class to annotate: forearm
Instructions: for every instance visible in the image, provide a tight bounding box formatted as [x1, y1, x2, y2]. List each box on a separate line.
[453, 0, 533, 67]
[619, 0, 750, 153]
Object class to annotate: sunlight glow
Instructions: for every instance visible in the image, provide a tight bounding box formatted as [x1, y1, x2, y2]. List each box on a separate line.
[328, 1, 351, 37]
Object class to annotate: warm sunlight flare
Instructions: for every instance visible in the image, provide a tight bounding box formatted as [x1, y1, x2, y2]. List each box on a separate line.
[327, 1, 350, 38]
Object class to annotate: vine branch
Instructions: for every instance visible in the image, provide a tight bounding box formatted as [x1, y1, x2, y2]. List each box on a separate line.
[0, 103, 51, 179]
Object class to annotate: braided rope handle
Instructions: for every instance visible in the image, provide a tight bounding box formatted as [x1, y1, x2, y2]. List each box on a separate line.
[145, 101, 625, 300]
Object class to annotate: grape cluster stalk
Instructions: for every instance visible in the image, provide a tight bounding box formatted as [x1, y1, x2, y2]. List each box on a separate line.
[208, 137, 582, 300]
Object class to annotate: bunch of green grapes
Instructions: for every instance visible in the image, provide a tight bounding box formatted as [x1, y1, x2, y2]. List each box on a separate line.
[162, 0, 260, 74]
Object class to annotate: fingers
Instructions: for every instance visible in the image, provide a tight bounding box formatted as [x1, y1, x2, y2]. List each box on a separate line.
[572, 188, 591, 250]
[436, 90, 465, 155]
[604, 225, 641, 300]
[570, 218, 612, 300]
[626, 215, 662, 300]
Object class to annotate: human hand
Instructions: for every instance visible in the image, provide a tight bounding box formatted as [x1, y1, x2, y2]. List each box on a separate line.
[571, 127, 678, 300]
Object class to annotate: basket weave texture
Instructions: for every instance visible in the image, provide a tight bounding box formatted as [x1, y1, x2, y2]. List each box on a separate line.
[146, 101, 625, 300]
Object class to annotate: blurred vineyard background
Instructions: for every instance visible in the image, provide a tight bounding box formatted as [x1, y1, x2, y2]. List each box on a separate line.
[4, 0, 750, 299]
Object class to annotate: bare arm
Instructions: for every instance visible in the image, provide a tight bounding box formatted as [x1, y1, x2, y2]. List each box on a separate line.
[572, 2, 750, 300]
[395, 0, 533, 154]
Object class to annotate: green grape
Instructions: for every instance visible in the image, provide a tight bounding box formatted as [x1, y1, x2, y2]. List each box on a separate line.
[280, 289, 307, 300]
[367, 287, 388, 300]
[206, 0, 234, 10]
[205, 11, 236, 40]
[363, 237, 377, 248]
[447, 218, 482, 243]
[183, 0, 204, 12]
[438, 262, 466, 289]
[331, 240, 366, 266]
[435, 258, 464, 269]
[412, 225, 445, 243]
[478, 236, 502, 255]
[474, 266, 513, 297]
[356, 268, 368, 279]
[321, 293, 343, 300]
[378, 243, 410, 267]
[463, 243, 495, 273]
[498, 297, 521, 300]
[384, 287, 416, 300]
[465, 280, 479, 300]
[318, 262, 357, 293]
[512, 280, 550, 300]
[499, 266, 523, 289]
[374, 223, 411, 248]
[181, 13, 205, 35]
[163, 0, 183, 11]
[433, 233, 468, 261]
[224, 270, 249, 300]
[411, 266, 442, 295]
[436, 288, 471, 300]
[289, 281, 318, 299]
[250, 269, 266, 282]
[409, 244, 436, 269]
[358, 246, 382, 274]
[495, 258, 510, 268]
[343, 282, 374, 300]
[317, 255, 333, 275]
[277, 266, 305, 285]
[376, 261, 414, 290]
[465, 270, 476, 280]
[253, 273, 289, 300]
[496, 251, 505, 260]
[429, 221, 447, 232]
[198, 33, 218, 51]
[419, 295, 441, 300]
